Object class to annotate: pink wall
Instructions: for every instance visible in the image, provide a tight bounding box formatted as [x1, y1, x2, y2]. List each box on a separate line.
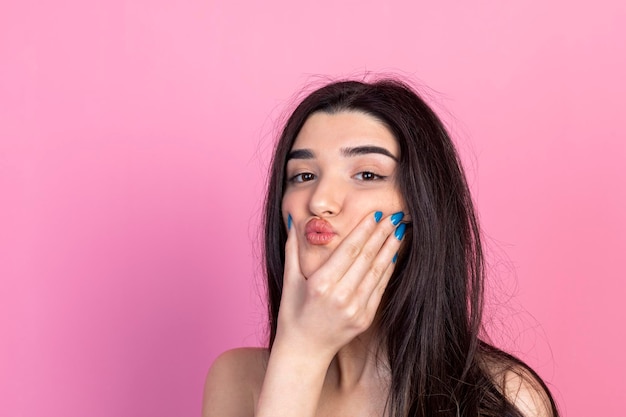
[2, 1, 624, 415]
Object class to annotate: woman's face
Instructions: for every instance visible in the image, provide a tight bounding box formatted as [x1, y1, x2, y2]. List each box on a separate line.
[282, 111, 407, 278]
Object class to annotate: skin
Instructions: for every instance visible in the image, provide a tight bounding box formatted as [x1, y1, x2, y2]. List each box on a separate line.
[202, 111, 554, 417]
[282, 111, 406, 279]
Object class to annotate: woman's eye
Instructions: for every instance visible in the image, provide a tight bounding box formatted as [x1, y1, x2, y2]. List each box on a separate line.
[355, 171, 383, 181]
[290, 172, 316, 183]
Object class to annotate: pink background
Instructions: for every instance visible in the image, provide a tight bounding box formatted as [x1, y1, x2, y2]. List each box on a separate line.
[1, 1, 624, 416]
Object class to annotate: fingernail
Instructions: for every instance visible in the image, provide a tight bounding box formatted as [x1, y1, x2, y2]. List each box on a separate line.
[395, 223, 406, 240]
[390, 212, 404, 226]
[374, 211, 383, 223]
[392, 252, 398, 263]
[287, 214, 292, 230]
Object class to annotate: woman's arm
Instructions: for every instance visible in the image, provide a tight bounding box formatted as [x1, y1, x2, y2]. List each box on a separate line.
[202, 346, 329, 417]
[255, 211, 402, 417]
[203, 211, 404, 417]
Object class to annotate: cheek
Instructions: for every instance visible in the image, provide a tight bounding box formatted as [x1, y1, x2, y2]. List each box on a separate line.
[281, 194, 294, 222]
[281, 188, 296, 209]
[350, 189, 405, 215]
[384, 187, 407, 214]
[281, 188, 308, 215]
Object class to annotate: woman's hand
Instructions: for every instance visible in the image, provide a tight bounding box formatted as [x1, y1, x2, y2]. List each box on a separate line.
[275, 211, 406, 361]
[254, 211, 405, 417]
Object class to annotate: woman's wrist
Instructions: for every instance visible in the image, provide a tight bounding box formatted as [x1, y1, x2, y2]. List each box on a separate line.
[256, 339, 333, 417]
[269, 333, 336, 370]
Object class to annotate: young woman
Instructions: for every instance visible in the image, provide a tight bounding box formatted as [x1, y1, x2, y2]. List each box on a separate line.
[203, 78, 559, 417]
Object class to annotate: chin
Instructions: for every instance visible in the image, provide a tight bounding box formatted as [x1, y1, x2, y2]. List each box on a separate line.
[298, 261, 323, 279]
[298, 252, 331, 279]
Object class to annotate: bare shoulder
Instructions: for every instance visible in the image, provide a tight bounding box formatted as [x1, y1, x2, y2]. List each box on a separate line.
[481, 351, 558, 417]
[202, 347, 270, 417]
[501, 367, 556, 417]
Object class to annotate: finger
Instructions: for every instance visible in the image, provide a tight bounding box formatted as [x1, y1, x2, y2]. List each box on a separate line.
[364, 253, 396, 317]
[333, 214, 403, 292]
[282, 214, 304, 291]
[311, 211, 384, 284]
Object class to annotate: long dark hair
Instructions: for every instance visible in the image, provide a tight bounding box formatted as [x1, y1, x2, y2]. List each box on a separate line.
[262, 78, 559, 417]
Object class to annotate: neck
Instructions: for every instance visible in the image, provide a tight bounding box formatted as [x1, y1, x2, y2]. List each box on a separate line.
[326, 325, 389, 391]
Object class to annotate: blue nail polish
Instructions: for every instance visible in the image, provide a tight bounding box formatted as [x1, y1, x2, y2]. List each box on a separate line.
[395, 223, 406, 240]
[374, 211, 383, 223]
[287, 214, 292, 230]
[390, 212, 404, 226]
[392, 252, 398, 263]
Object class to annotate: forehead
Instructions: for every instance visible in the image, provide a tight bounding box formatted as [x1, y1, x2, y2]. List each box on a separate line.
[292, 111, 399, 155]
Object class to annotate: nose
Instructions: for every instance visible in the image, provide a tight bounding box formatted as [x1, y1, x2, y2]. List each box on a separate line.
[308, 175, 343, 217]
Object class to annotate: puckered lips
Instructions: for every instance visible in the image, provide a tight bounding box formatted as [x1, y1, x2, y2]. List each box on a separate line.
[305, 218, 337, 245]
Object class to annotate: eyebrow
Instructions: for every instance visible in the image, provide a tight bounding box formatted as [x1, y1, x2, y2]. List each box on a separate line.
[341, 145, 398, 161]
[287, 146, 398, 162]
[287, 149, 315, 160]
